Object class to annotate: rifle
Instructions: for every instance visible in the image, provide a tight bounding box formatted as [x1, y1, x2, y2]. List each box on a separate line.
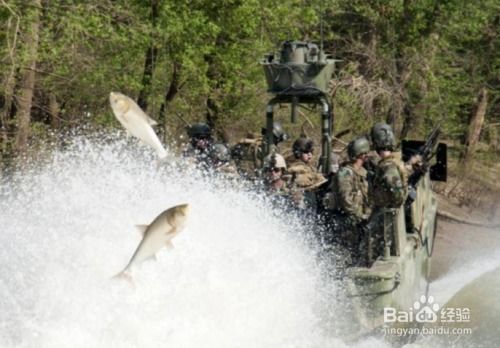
[406, 123, 441, 205]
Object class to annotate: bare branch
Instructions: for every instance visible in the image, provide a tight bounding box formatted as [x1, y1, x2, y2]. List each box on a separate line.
[0, 61, 72, 81]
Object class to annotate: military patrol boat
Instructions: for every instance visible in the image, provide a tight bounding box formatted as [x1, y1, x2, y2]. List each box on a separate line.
[261, 40, 448, 339]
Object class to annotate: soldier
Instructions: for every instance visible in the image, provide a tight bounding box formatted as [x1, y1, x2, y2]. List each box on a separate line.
[330, 136, 372, 266]
[370, 122, 408, 208]
[183, 122, 213, 166]
[231, 122, 287, 179]
[287, 137, 327, 210]
[208, 143, 239, 179]
[368, 122, 420, 263]
[262, 153, 289, 193]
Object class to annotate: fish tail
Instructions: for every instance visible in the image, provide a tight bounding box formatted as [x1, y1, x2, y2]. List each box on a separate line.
[111, 270, 135, 287]
[157, 148, 168, 160]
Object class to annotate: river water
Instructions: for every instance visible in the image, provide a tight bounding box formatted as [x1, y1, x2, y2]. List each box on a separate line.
[0, 134, 498, 347]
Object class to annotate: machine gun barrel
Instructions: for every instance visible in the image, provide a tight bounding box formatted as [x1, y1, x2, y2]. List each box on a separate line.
[406, 123, 442, 204]
[419, 124, 441, 162]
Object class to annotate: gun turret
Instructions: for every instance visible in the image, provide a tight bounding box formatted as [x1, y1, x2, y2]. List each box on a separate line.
[408, 124, 441, 186]
[404, 123, 446, 205]
[261, 40, 337, 97]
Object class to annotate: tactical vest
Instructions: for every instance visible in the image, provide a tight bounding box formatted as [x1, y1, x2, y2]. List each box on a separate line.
[231, 134, 265, 178]
[332, 163, 371, 220]
[372, 155, 408, 208]
[287, 160, 326, 190]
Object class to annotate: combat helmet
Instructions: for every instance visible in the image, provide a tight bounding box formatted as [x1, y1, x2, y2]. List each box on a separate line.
[187, 122, 212, 139]
[347, 136, 370, 160]
[292, 137, 314, 158]
[263, 153, 287, 170]
[261, 122, 288, 144]
[371, 122, 396, 151]
[209, 143, 231, 164]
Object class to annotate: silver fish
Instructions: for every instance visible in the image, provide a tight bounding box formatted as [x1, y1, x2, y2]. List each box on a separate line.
[114, 203, 189, 281]
[109, 91, 167, 159]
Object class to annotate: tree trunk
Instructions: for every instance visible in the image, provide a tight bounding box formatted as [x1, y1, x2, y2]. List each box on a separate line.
[159, 62, 182, 142]
[203, 33, 226, 132]
[15, 0, 42, 155]
[1, 4, 21, 159]
[48, 93, 60, 129]
[0, 70, 16, 155]
[205, 94, 219, 131]
[137, 0, 160, 112]
[488, 126, 499, 152]
[460, 87, 488, 166]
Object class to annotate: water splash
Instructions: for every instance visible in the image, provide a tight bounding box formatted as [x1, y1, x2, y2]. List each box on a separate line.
[430, 249, 500, 306]
[6, 132, 494, 347]
[0, 134, 366, 348]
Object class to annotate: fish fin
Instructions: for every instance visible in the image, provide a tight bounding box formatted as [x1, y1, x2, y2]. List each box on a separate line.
[112, 271, 135, 288]
[135, 224, 148, 236]
[126, 130, 132, 137]
[165, 241, 175, 250]
[147, 117, 158, 126]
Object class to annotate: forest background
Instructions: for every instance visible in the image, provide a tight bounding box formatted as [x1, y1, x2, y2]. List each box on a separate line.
[0, 0, 498, 209]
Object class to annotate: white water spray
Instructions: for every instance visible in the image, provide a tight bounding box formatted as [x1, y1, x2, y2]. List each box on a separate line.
[5, 133, 495, 347]
[0, 134, 370, 348]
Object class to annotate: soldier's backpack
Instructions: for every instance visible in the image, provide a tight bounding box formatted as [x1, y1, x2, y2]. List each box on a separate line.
[231, 133, 265, 178]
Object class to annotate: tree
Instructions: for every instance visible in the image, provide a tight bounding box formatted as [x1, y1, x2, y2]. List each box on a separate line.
[0, 0, 497, 171]
[0, 0, 20, 157]
[137, 0, 161, 112]
[14, 0, 42, 154]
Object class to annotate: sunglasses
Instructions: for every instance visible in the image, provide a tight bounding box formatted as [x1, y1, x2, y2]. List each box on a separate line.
[267, 167, 282, 173]
[192, 136, 211, 143]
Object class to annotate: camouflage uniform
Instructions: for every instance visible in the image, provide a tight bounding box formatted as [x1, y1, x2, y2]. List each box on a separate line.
[363, 150, 381, 186]
[230, 133, 266, 179]
[232, 123, 287, 179]
[371, 154, 408, 209]
[287, 160, 327, 210]
[364, 122, 411, 264]
[330, 163, 372, 265]
[335, 164, 371, 221]
[365, 154, 409, 264]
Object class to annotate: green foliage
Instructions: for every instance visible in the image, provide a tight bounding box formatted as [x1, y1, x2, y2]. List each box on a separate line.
[0, 0, 497, 160]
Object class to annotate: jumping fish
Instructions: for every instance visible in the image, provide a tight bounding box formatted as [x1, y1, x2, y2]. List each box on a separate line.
[109, 91, 168, 159]
[114, 203, 189, 281]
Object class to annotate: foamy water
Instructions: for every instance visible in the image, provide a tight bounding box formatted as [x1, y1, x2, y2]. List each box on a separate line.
[6, 133, 495, 347]
[0, 134, 377, 348]
[430, 249, 500, 306]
